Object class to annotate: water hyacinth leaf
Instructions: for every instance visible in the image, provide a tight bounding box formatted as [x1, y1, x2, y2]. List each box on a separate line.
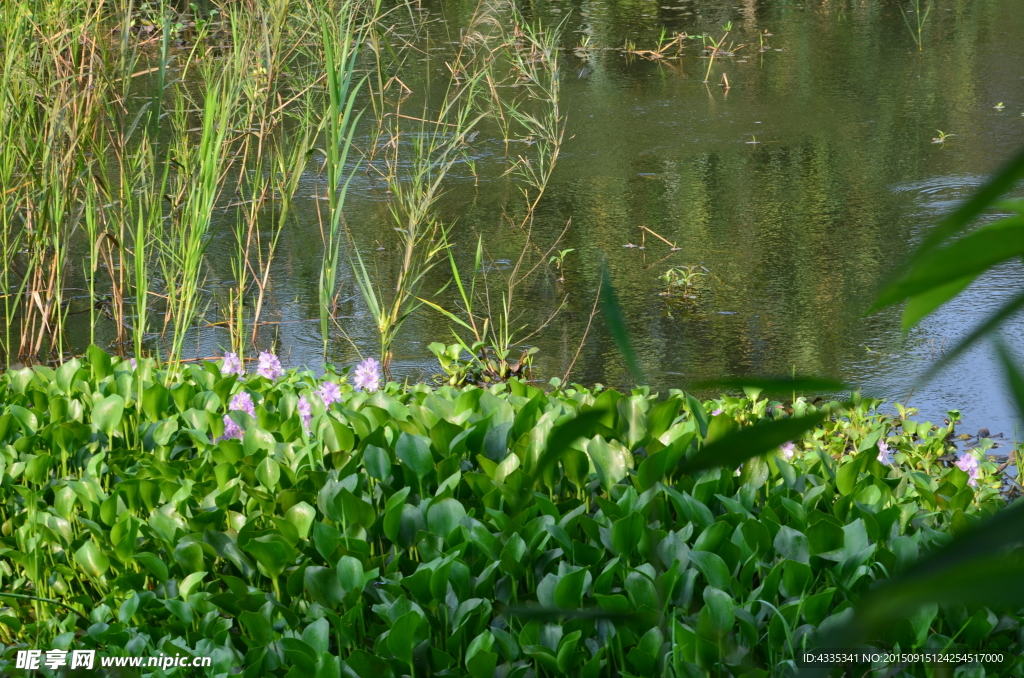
[688, 550, 731, 590]
[704, 412, 738, 444]
[610, 512, 644, 559]
[684, 393, 709, 438]
[529, 408, 609, 490]
[388, 611, 428, 666]
[133, 552, 169, 582]
[9, 405, 37, 436]
[173, 541, 205, 573]
[74, 540, 110, 578]
[427, 497, 466, 539]
[180, 571, 207, 600]
[770, 528, 811, 565]
[467, 650, 498, 678]
[240, 610, 275, 646]
[303, 618, 331, 656]
[679, 410, 831, 475]
[87, 345, 112, 380]
[337, 555, 367, 595]
[700, 586, 735, 637]
[162, 599, 193, 624]
[92, 394, 125, 437]
[256, 457, 281, 490]
[204, 530, 256, 578]
[397, 431, 433, 480]
[244, 534, 295, 579]
[285, 501, 317, 540]
[118, 592, 140, 624]
[305, 566, 344, 607]
[55, 358, 80, 393]
[554, 568, 589, 609]
[586, 436, 631, 492]
[363, 445, 391, 481]
[345, 649, 391, 678]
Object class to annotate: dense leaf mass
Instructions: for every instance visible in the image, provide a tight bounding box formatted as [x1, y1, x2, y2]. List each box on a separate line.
[0, 351, 1017, 677]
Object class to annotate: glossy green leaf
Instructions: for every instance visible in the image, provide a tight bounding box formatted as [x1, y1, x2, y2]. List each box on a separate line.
[92, 394, 125, 437]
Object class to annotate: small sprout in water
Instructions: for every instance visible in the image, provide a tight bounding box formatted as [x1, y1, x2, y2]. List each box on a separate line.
[932, 130, 955, 144]
[549, 248, 575, 282]
[660, 265, 707, 300]
[746, 134, 760, 145]
[994, 102, 1005, 110]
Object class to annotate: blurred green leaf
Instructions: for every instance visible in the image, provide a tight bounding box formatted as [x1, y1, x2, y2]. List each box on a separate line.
[679, 410, 831, 474]
[599, 262, 644, 385]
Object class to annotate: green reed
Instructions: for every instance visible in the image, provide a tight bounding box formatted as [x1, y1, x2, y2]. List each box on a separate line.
[316, 1, 371, 354]
[161, 71, 241, 368]
[901, 0, 932, 52]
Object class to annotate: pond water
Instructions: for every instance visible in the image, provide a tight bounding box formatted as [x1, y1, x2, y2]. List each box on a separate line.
[73, 0, 1024, 439]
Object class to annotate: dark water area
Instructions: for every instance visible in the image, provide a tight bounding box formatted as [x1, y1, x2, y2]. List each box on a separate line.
[73, 0, 1024, 438]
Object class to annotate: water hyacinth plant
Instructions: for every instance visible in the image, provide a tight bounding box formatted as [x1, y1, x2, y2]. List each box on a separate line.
[0, 349, 1018, 678]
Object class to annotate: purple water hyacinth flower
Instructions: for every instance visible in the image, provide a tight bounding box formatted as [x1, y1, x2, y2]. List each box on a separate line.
[257, 351, 284, 380]
[711, 408, 723, 416]
[221, 417, 243, 441]
[298, 395, 312, 433]
[129, 358, 137, 369]
[956, 452, 981, 487]
[230, 391, 256, 417]
[219, 391, 256, 441]
[353, 357, 381, 392]
[221, 352, 244, 376]
[878, 440, 893, 465]
[780, 442, 796, 460]
[319, 381, 342, 407]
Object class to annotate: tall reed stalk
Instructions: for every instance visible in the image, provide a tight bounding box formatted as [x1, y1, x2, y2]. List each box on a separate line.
[161, 73, 241, 368]
[317, 1, 371, 353]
